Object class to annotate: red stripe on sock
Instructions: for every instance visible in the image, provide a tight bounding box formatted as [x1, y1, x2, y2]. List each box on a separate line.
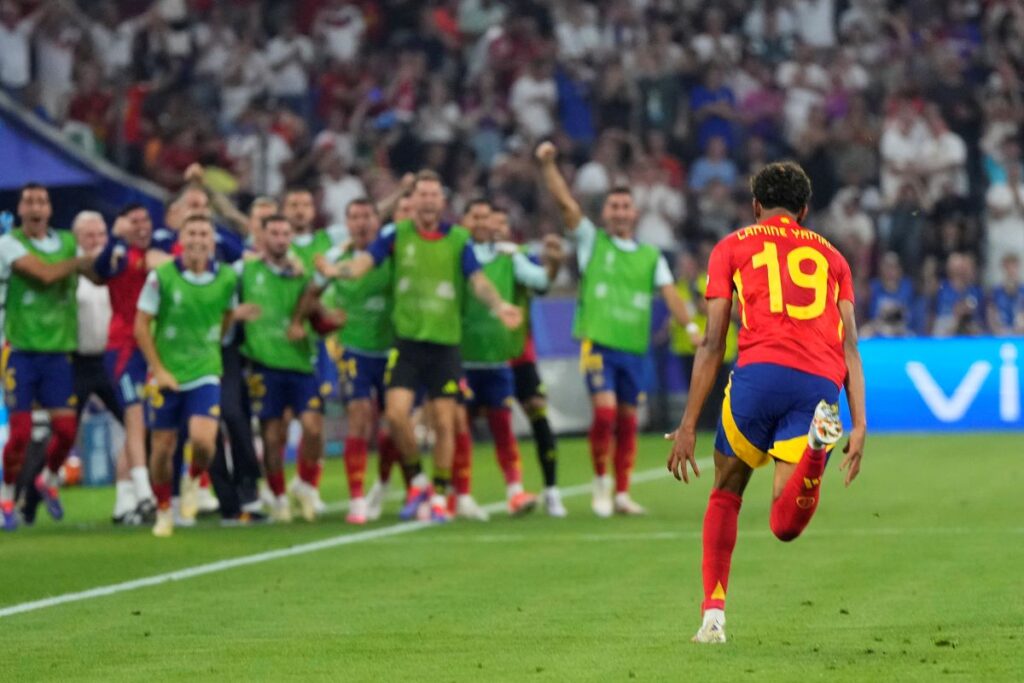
[613, 412, 638, 493]
[153, 482, 173, 509]
[45, 414, 77, 475]
[588, 407, 616, 477]
[2, 412, 32, 485]
[377, 433, 401, 485]
[267, 469, 286, 497]
[702, 489, 742, 612]
[344, 437, 368, 499]
[770, 446, 827, 542]
[487, 408, 521, 485]
[453, 431, 473, 496]
[189, 461, 205, 480]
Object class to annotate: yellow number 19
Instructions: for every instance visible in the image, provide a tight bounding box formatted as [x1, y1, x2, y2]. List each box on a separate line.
[751, 242, 829, 320]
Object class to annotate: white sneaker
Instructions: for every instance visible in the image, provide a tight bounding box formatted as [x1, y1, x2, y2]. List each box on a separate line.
[365, 480, 388, 521]
[455, 494, 490, 521]
[347, 497, 368, 525]
[614, 492, 646, 516]
[311, 487, 326, 514]
[172, 497, 196, 527]
[258, 480, 276, 509]
[271, 495, 292, 523]
[809, 400, 843, 449]
[291, 481, 319, 522]
[197, 483, 220, 514]
[591, 475, 613, 518]
[179, 476, 201, 521]
[692, 608, 727, 644]
[542, 487, 567, 518]
[152, 508, 174, 538]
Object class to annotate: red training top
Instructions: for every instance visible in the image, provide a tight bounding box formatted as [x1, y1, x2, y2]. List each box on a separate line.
[705, 214, 855, 388]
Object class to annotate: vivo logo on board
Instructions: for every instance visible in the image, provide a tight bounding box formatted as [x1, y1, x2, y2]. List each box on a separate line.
[905, 343, 1020, 423]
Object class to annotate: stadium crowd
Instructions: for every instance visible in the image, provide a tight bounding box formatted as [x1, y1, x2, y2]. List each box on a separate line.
[1, 0, 1022, 336]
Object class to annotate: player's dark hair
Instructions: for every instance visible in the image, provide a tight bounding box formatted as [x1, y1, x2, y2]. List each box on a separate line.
[261, 213, 291, 229]
[283, 186, 314, 200]
[118, 203, 146, 217]
[346, 197, 377, 215]
[19, 182, 47, 199]
[413, 169, 442, 190]
[465, 196, 492, 212]
[606, 186, 633, 199]
[750, 161, 812, 214]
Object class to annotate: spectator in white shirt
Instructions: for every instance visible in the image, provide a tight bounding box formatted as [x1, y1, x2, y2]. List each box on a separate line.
[265, 21, 315, 120]
[416, 77, 461, 145]
[984, 171, 1024, 287]
[632, 157, 685, 256]
[776, 41, 830, 146]
[219, 37, 271, 127]
[34, 11, 82, 119]
[919, 106, 969, 205]
[827, 186, 875, 274]
[319, 152, 367, 230]
[314, 0, 366, 63]
[879, 102, 929, 204]
[228, 110, 294, 198]
[692, 7, 740, 65]
[509, 59, 557, 141]
[0, 1, 45, 98]
[555, 0, 602, 62]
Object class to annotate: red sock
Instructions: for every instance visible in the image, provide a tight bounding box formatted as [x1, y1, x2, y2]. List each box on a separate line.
[189, 461, 205, 480]
[153, 481, 173, 510]
[377, 433, 401, 485]
[44, 414, 77, 475]
[487, 407, 522, 485]
[2, 412, 32, 486]
[344, 437, 368, 499]
[453, 431, 473, 496]
[613, 411, 638, 493]
[267, 469, 286, 497]
[297, 457, 318, 486]
[702, 489, 742, 612]
[770, 445, 827, 542]
[588, 407, 616, 477]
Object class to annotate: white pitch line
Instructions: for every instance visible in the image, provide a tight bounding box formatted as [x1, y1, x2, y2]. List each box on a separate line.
[0, 460, 700, 620]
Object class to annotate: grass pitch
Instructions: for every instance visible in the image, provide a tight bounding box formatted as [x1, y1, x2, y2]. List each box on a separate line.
[2, 433, 1022, 681]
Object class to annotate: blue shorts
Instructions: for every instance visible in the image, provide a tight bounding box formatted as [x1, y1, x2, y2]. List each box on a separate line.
[580, 341, 646, 406]
[337, 349, 388, 408]
[104, 347, 148, 409]
[317, 340, 340, 402]
[3, 349, 76, 412]
[148, 383, 221, 430]
[715, 363, 841, 469]
[464, 367, 515, 409]
[247, 363, 322, 420]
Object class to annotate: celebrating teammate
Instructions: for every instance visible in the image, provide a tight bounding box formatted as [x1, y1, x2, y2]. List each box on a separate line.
[238, 215, 324, 522]
[665, 162, 867, 643]
[1, 184, 93, 531]
[310, 198, 400, 524]
[134, 214, 239, 537]
[536, 142, 698, 517]
[318, 170, 522, 522]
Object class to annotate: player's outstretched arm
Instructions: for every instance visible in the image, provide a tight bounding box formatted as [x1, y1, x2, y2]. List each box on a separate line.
[320, 251, 374, 281]
[184, 163, 249, 236]
[11, 253, 87, 286]
[287, 282, 324, 341]
[134, 310, 177, 391]
[838, 300, 866, 486]
[535, 142, 583, 232]
[470, 270, 523, 330]
[666, 297, 732, 483]
[661, 283, 702, 346]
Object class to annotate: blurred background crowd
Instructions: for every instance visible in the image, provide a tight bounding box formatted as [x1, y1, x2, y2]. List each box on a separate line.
[1, 0, 1023, 337]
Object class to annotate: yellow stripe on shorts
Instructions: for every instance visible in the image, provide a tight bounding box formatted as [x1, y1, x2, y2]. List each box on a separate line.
[720, 377, 770, 469]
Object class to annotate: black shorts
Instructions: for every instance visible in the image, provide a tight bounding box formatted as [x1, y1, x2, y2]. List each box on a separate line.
[512, 361, 546, 405]
[386, 338, 463, 400]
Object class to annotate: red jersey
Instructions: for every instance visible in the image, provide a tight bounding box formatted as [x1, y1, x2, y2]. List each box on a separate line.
[705, 215, 854, 388]
[103, 245, 149, 352]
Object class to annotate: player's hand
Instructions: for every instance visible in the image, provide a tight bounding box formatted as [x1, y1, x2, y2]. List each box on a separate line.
[496, 302, 523, 330]
[323, 308, 347, 329]
[286, 320, 307, 341]
[542, 234, 565, 262]
[233, 303, 262, 322]
[535, 141, 557, 165]
[665, 425, 700, 483]
[839, 426, 865, 486]
[184, 162, 204, 185]
[153, 367, 179, 392]
[400, 172, 416, 191]
[112, 215, 132, 238]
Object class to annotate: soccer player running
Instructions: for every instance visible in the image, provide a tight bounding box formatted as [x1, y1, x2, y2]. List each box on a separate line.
[304, 198, 398, 524]
[665, 162, 867, 644]
[496, 212, 568, 517]
[452, 199, 551, 520]
[1, 184, 94, 530]
[92, 204, 161, 523]
[237, 215, 323, 523]
[536, 142, 699, 517]
[134, 215, 239, 537]
[318, 170, 522, 522]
